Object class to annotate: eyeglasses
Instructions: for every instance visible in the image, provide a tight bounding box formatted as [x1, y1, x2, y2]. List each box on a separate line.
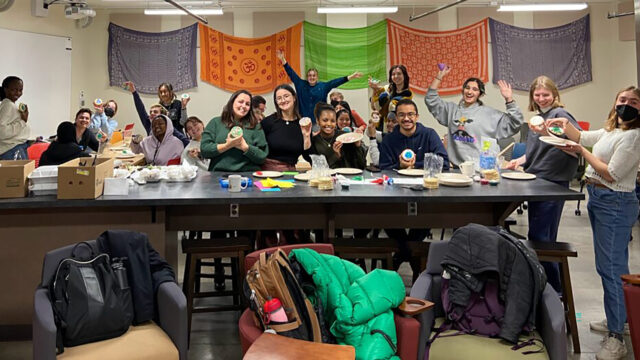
[276, 94, 292, 103]
[396, 112, 417, 119]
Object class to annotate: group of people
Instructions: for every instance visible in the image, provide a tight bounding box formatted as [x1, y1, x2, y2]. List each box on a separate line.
[1, 49, 639, 359]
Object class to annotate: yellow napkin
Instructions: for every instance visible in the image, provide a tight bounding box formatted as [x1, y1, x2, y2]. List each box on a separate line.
[262, 178, 295, 188]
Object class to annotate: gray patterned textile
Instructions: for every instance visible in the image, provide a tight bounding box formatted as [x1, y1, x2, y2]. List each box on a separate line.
[108, 22, 197, 94]
[489, 15, 591, 91]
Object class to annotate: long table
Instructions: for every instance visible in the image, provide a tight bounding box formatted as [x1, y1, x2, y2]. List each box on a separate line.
[0, 171, 583, 339]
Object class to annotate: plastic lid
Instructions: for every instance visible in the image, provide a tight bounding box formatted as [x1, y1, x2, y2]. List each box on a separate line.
[263, 297, 282, 313]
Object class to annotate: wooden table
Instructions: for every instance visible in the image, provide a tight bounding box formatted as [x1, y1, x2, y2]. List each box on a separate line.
[243, 333, 355, 360]
[100, 142, 145, 166]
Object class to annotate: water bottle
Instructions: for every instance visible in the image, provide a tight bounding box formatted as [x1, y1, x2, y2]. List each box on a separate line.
[263, 297, 288, 323]
[111, 257, 129, 290]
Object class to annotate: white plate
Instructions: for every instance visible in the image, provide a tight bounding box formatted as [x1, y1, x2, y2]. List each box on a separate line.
[436, 173, 473, 187]
[294, 172, 312, 181]
[397, 169, 425, 176]
[116, 153, 137, 159]
[501, 172, 536, 180]
[335, 132, 363, 144]
[333, 168, 363, 175]
[252, 171, 283, 178]
[539, 136, 576, 147]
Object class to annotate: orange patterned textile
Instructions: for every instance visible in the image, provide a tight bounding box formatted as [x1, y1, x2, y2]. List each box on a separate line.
[387, 19, 488, 96]
[199, 23, 302, 94]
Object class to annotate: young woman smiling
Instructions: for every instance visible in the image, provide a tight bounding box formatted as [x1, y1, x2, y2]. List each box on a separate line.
[311, 103, 366, 169]
[425, 65, 524, 167]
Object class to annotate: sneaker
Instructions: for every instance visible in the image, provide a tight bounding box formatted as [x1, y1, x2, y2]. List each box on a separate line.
[590, 319, 630, 335]
[596, 335, 627, 360]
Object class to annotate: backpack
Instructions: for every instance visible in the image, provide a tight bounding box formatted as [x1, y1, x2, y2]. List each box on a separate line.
[49, 242, 134, 353]
[244, 249, 323, 342]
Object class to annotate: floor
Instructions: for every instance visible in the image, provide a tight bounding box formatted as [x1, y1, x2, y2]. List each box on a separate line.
[1, 185, 639, 359]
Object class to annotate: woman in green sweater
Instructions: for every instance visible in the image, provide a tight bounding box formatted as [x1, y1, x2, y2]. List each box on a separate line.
[201, 90, 268, 171]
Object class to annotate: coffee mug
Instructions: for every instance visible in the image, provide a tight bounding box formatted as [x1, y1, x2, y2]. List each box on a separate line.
[228, 174, 248, 192]
[460, 161, 475, 177]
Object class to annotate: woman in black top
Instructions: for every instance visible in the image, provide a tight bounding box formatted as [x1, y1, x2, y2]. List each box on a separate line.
[74, 108, 106, 152]
[157, 82, 188, 134]
[311, 104, 366, 169]
[261, 84, 312, 171]
[40, 122, 91, 166]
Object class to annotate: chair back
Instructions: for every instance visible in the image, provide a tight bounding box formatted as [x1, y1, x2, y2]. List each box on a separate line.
[245, 244, 334, 272]
[425, 241, 448, 275]
[577, 121, 590, 131]
[110, 131, 123, 144]
[27, 142, 50, 168]
[167, 158, 181, 166]
[40, 240, 97, 287]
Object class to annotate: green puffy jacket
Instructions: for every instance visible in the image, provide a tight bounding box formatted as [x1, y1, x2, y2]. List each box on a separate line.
[290, 248, 406, 360]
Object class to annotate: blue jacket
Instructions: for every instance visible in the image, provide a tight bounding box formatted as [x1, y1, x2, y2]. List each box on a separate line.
[284, 63, 348, 124]
[379, 123, 449, 170]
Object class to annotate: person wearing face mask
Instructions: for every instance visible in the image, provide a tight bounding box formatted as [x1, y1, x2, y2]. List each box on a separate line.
[547, 86, 640, 360]
[201, 90, 268, 172]
[74, 108, 107, 152]
[369, 65, 413, 133]
[181, 116, 210, 171]
[311, 103, 366, 169]
[0, 76, 30, 160]
[276, 50, 362, 126]
[425, 65, 524, 167]
[39, 122, 91, 166]
[504, 76, 581, 294]
[89, 99, 118, 138]
[131, 114, 184, 166]
[124, 81, 190, 147]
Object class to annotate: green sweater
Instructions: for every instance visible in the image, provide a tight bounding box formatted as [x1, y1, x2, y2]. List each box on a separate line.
[201, 116, 268, 172]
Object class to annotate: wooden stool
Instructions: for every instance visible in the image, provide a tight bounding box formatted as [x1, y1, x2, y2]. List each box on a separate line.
[331, 238, 397, 272]
[522, 240, 580, 353]
[182, 237, 252, 335]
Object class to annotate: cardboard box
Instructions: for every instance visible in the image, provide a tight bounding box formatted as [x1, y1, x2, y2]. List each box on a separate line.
[57, 157, 114, 199]
[0, 160, 35, 198]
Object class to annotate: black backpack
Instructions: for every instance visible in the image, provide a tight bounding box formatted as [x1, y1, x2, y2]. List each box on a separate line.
[49, 242, 133, 353]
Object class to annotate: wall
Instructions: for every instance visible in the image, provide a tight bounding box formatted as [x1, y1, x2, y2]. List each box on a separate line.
[0, 2, 635, 138]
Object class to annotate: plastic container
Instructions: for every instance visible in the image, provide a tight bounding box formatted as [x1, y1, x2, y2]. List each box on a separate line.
[29, 182, 57, 196]
[28, 165, 59, 185]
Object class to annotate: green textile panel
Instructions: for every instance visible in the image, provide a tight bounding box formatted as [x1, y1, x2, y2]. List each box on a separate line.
[303, 20, 387, 90]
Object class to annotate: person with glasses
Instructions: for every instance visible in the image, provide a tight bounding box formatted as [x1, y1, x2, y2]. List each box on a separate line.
[277, 50, 362, 127]
[131, 114, 184, 166]
[380, 99, 448, 276]
[425, 65, 523, 167]
[261, 84, 312, 171]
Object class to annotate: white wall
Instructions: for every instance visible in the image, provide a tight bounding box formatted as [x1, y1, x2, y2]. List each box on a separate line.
[0, 2, 635, 138]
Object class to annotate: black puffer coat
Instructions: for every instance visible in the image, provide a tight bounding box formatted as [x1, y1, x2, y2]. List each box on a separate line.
[441, 223, 547, 343]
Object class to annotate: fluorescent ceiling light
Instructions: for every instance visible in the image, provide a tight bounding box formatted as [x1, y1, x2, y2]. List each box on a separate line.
[497, 3, 587, 11]
[317, 6, 398, 14]
[105, 0, 213, 3]
[144, 8, 223, 15]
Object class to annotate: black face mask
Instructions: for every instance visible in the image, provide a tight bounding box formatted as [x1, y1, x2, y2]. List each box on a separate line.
[616, 104, 639, 122]
[104, 107, 115, 118]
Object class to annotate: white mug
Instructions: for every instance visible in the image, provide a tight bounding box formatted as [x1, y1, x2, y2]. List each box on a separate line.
[460, 161, 475, 177]
[228, 175, 248, 192]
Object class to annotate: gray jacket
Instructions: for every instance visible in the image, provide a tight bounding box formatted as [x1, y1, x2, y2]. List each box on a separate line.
[425, 88, 524, 166]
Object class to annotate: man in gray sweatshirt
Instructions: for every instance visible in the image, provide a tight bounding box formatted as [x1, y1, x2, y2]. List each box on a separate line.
[424, 66, 524, 167]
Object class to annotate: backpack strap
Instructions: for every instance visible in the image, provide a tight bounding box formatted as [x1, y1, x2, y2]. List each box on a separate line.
[511, 337, 545, 355]
[370, 329, 397, 354]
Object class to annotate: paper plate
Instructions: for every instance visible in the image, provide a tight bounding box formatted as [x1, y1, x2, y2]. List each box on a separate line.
[335, 132, 363, 144]
[334, 168, 363, 175]
[539, 136, 576, 147]
[294, 172, 312, 181]
[253, 171, 283, 178]
[436, 173, 473, 187]
[501, 172, 536, 180]
[397, 169, 425, 176]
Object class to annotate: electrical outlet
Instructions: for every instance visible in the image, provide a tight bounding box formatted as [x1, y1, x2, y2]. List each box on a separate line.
[230, 203, 239, 218]
[408, 202, 417, 216]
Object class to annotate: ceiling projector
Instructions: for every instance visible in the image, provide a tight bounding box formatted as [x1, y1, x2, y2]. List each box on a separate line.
[64, 4, 95, 19]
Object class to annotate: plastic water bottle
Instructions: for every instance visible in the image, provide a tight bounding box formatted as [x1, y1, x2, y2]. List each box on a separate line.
[263, 297, 288, 323]
[110, 258, 129, 290]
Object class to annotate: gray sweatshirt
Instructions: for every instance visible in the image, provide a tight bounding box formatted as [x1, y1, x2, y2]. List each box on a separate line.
[425, 88, 524, 166]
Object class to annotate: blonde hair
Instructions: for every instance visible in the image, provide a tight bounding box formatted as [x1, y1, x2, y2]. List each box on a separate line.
[605, 86, 640, 131]
[150, 104, 168, 115]
[528, 76, 563, 112]
[329, 91, 344, 101]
